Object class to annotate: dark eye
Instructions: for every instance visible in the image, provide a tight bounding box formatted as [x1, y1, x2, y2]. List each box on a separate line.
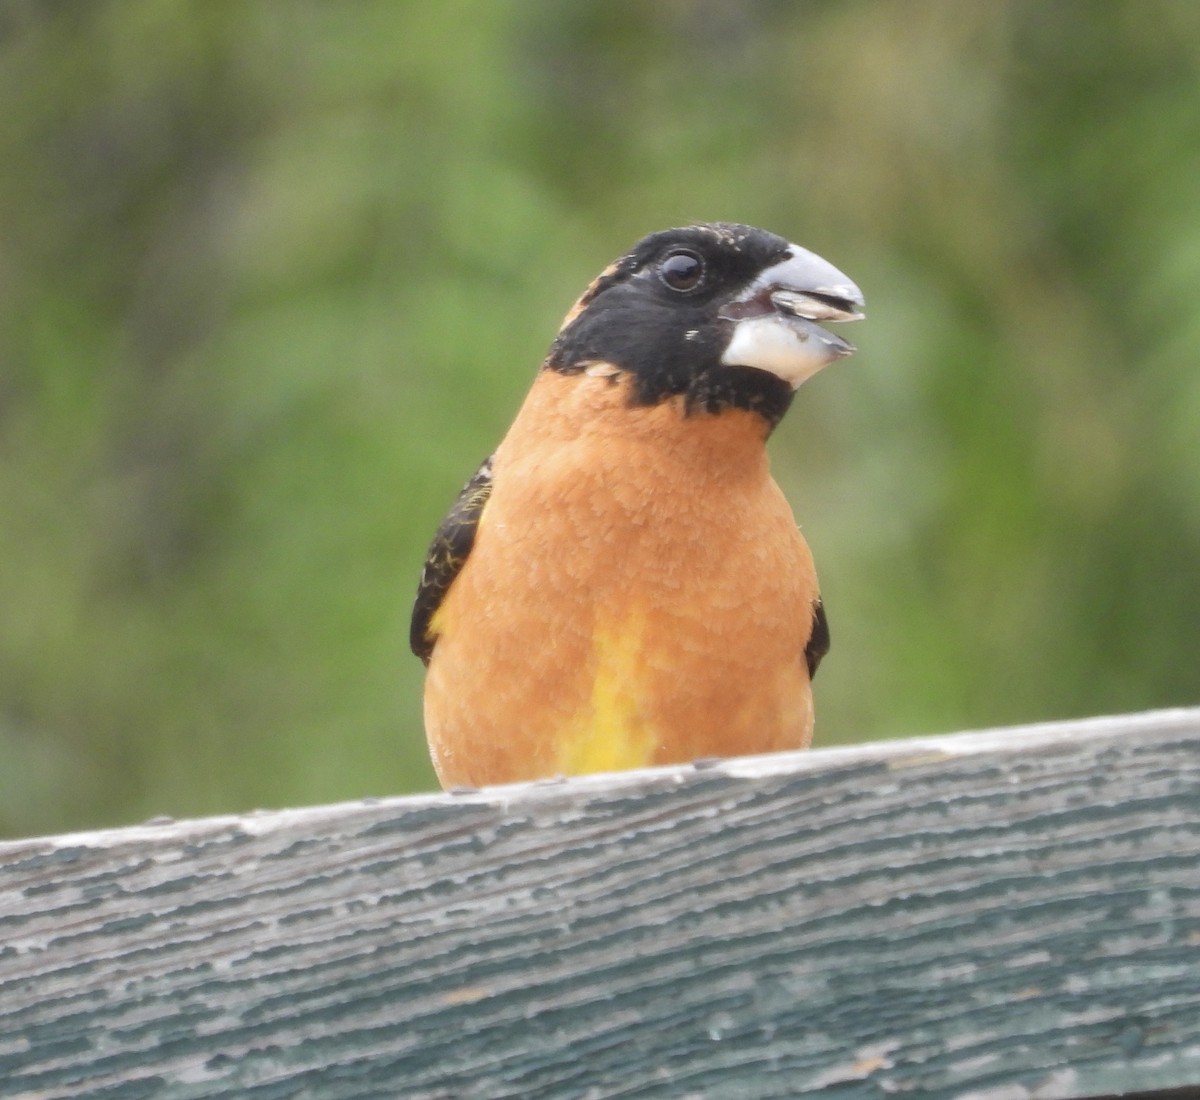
[659, 249, 704, 292]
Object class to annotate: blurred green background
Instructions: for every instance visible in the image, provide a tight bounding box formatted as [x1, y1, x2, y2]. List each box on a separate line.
[3, 1, 1199, 839]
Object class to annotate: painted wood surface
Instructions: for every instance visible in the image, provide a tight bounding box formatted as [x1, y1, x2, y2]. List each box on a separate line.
[2, 708, 1199, 1099]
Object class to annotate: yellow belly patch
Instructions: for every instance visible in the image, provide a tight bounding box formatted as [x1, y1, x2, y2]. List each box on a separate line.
[557, 611, 657, 775]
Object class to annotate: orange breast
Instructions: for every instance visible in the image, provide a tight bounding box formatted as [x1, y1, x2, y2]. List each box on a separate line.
[423, 369, 819, 788]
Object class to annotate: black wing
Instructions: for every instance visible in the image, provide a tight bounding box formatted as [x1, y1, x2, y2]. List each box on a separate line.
[410, 456, 494, 665]
[804, 597, 830, 680]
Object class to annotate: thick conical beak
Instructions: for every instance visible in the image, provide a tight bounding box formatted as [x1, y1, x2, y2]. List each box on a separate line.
[718, 244, 865, 388]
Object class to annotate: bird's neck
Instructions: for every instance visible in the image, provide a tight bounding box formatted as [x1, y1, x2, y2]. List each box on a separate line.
[498, 368, 775, 484]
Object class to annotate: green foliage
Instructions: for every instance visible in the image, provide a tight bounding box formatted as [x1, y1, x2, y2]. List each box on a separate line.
[2, 1, 1198, 837]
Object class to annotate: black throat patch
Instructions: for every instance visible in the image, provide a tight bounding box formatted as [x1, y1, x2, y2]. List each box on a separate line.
[678, 366, 794, 431]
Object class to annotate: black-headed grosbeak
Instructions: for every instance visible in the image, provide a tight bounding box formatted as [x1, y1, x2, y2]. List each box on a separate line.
[412, 223, 864, 788]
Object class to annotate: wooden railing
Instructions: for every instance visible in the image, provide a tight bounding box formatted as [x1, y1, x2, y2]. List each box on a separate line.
[2, 708, 1199, 1099]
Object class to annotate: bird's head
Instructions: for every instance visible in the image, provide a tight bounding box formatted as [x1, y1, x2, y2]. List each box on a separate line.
[546, 223, 865, 431]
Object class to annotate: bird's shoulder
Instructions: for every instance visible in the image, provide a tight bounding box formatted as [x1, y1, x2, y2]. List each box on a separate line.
[410, 455, 494, 665]
[804, 597, 830, 680]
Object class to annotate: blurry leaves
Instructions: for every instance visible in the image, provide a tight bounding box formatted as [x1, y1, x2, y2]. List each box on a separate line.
[1, 1, 1199, 835]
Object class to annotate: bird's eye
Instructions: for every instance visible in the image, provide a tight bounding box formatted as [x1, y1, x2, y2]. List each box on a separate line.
[659, 250, 705, 292]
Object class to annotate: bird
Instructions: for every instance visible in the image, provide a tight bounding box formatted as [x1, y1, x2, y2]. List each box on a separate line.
[411, 222, 863, 789]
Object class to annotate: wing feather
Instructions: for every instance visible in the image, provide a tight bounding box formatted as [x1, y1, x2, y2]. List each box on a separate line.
[410, 456, 494, 665]
[804, 597, 830, 680]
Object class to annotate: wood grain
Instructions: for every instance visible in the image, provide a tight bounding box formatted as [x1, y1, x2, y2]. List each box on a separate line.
[2, 708, 1199, 1099]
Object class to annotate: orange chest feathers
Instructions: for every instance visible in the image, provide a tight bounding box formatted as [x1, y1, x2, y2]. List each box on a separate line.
[423, 370, 821, 787]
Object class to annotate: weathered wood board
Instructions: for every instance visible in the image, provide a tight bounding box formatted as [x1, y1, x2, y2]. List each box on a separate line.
[2, 709, 1199, 1099]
